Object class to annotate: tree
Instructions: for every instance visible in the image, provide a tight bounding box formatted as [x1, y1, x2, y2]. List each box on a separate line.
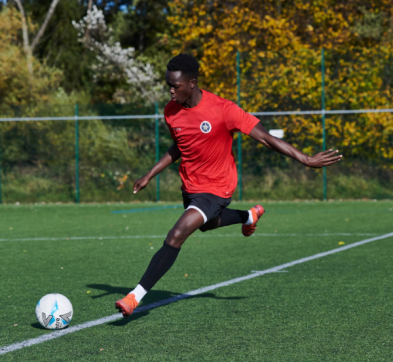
[167, 0, 393, 165]
[5, 0, 173, 102]
[12, 0, 60, 81]
[0, 7, 62, 107]
[72, 5, 163, 103]
[115, 0, 174, 83]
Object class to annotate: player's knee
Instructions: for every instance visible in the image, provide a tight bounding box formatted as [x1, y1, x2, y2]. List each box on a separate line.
[166, 227, 186, 246]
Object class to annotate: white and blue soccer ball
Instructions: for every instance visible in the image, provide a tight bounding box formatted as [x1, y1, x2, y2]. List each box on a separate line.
[35, 293, 73, 330]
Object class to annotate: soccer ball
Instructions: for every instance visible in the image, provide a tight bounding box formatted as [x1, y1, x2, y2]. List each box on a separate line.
[35, 293, 73, 330]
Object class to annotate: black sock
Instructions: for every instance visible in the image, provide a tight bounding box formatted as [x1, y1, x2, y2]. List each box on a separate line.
[219, 208, 249, 227]
[139, 241, 180, 291]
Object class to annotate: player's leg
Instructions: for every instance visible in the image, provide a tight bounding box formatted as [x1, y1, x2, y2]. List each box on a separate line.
[199, 208, 247, 231]
[200, 206, 265, 237]
[115, 208, 204, 317]
[137, 207, 203, 292]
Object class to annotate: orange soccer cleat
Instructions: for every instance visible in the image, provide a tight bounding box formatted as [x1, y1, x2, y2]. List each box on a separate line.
[242, 205, 265, 237]
[115, 293, 139, 317]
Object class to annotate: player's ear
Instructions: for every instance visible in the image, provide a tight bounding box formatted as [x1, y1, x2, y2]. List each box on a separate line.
[189, 78, 197, 89]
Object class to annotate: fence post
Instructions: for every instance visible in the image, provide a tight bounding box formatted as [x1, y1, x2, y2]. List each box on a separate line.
[0, 121, 2, 205]
[75, 104, 80, 204]
[236, 51, 242, 201]
[321, 48, 327, 201]
[155, 101, 160, 202]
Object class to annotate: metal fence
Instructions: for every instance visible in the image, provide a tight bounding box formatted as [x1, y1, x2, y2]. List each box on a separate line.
[0, 48, 392, 203]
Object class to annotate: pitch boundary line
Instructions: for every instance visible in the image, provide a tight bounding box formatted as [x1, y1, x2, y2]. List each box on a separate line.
[0, 232, 379, 242]
[1, 232, 392, 355]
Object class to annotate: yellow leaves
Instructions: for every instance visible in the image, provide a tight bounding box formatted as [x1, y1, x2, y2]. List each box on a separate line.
[168, 0, 393, 164]
[117, 174, 128, 190]
[248, 39, 257, 47]
[0, 7, 62, 107]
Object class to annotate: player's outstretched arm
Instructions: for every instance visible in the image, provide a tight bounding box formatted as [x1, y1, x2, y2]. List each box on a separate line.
[248, 123, 342, 168]
[133, 143, 181, 193]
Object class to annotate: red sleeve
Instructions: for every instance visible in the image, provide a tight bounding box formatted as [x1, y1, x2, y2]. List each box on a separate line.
[223, 101, 260, 135]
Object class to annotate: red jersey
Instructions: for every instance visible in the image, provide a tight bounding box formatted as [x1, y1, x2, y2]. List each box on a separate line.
[164, 90, 260, 198]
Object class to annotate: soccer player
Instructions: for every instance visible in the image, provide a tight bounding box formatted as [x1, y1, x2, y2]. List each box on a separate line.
[115, 54, 342, 317]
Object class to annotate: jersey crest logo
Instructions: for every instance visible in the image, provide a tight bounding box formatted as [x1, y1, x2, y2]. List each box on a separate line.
[200, 121, 212, 134]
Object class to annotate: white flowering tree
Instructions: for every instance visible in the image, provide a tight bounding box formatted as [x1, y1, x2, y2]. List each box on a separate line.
[72, 6, 163, 104]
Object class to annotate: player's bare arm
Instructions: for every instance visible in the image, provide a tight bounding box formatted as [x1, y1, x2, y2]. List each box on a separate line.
[133, 143, 181, 194]
[248, 123, 342, 168]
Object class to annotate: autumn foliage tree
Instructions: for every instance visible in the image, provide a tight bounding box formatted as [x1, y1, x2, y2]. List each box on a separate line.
[0, 7, 62, 108]
[168, 0, 393, 165]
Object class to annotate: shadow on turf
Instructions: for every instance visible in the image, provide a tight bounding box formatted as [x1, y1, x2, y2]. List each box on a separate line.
[31, 322, 70, 330]
[86, 283, 245, 326]
[31, 322, 47, 330]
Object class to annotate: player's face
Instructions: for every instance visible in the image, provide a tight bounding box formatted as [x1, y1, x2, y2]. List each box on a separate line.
[165, 71, 195, 104]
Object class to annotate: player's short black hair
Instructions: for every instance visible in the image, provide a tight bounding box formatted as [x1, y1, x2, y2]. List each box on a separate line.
[166, 53, 199, 80]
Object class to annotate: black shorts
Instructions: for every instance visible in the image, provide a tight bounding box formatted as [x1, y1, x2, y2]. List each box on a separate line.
[182, 189, 232, 224]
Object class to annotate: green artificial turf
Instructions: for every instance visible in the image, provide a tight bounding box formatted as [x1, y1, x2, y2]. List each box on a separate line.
[0, 201, 392, 361]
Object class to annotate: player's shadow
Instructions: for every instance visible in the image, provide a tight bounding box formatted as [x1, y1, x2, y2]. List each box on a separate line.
[86, 283, 245, 326]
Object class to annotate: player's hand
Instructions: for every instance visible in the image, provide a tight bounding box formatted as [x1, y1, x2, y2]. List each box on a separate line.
[305, 149, 342, 168]
[133, 175, 150, 194]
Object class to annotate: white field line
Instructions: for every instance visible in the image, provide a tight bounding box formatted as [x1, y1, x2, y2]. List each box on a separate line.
[252, 270, 288, 273]
[1, 232, 392, 356]
[0, 232, 379, 242]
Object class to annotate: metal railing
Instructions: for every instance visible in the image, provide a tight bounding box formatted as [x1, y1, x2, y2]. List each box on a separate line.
[0, 105, 392, 204]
